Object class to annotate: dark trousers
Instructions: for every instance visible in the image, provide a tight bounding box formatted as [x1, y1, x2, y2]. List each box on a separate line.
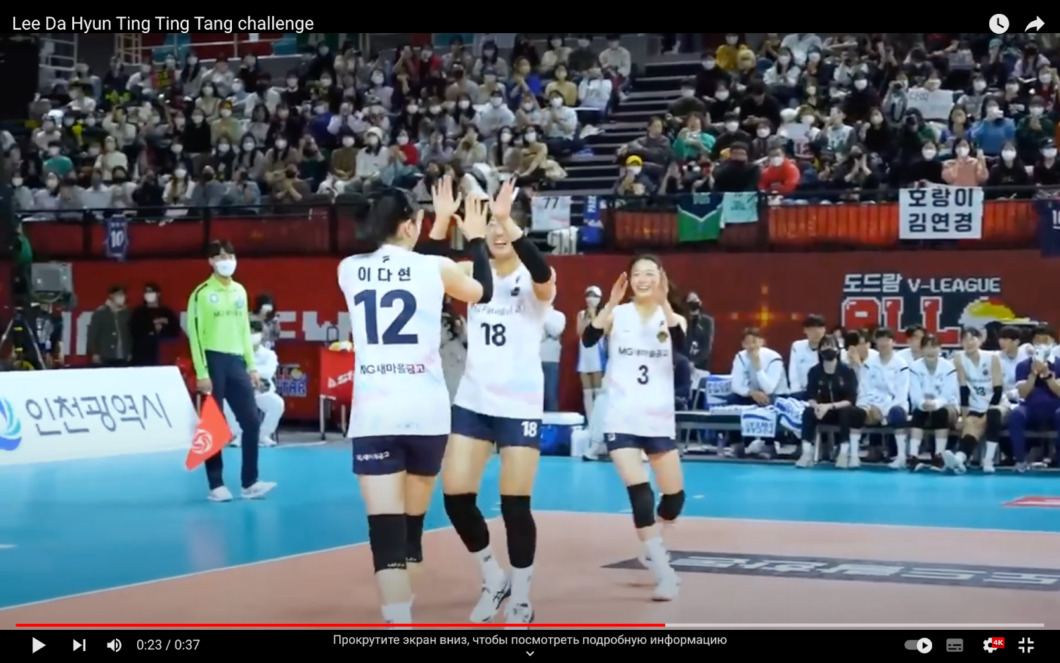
[203, 350, 260, 490]
[542, 361, 560, 412]
[801, 405, 862, 444]
[101, 358, 130, 367]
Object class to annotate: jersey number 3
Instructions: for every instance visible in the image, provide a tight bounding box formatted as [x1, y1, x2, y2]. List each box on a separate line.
[354, 289, 418, 345]
[638, 365, 649, 384]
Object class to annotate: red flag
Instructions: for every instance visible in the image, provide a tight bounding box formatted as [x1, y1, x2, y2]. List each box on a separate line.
[185, 395, 231, 471]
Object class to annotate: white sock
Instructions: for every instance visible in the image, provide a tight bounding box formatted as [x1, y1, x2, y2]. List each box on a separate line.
[474, 546, 505, 583]
[642, 537, 670, 577]
[984, 441, 998, 466]
[849, 432, 862, 456]
[838, 442, 850, 457]
[934, 435, 947, 455]
[511, 566, 533, 603]
[893, 433, 908, 460]
[801, 441, 813, 455]
[381, 601, 412, 624]
[909, 437, 921, 457]
[583, 389, 595, 418]
[956, 450, 967, 464]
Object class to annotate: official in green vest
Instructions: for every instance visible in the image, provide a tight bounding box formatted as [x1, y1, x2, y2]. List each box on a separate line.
[186, 240, 276, 502]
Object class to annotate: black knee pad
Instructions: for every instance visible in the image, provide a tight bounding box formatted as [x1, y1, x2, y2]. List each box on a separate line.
[501, 495, 537, 569]
[985, 409, 1003, 439]
[657, 490, 685, 522]
[443, 493, 490, 553]
[627, 482, 656, 529]
[367, 514, 407, 573]
[959, 434, 978, 456]
[405, 514, 425, 564]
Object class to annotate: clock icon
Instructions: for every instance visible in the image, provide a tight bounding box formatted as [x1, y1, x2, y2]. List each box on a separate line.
[989, 14, 1009, 34]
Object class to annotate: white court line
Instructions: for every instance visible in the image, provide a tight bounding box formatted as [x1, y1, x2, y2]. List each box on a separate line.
[665, 619, 1047, 623]
[0, 545, 14, 550]
[534, 509, 1060, 537]
[0, 526, 454, 613]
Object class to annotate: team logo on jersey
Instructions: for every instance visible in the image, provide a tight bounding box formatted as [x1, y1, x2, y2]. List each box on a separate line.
[657, 329, 669, 343]
[235, 297, 245, 309]
[209, 293, 220, 304]
[841, 273, 1039, 348]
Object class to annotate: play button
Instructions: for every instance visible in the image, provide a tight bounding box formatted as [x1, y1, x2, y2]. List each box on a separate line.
[917, 638, 933, 654]
[32, 638, 45, 653]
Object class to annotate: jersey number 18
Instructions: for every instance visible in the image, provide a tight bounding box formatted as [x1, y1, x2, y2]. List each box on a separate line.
[480, 323, 507, 346]
[354, 289, 418, 345]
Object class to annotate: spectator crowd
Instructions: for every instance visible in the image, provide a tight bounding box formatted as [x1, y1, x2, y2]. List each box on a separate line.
[3, 33, 647, 220]
[612, 32, 1060, 200]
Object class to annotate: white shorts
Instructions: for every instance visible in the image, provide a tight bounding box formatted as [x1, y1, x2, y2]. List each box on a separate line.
[577, 341, 603, 374]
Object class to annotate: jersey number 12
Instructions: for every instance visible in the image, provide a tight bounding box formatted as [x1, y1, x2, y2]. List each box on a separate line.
[354, 289, 418, 345]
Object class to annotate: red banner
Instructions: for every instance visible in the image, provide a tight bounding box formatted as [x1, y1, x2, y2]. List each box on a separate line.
[319, 348, 354, 406]
[49, 250, 1060, 415]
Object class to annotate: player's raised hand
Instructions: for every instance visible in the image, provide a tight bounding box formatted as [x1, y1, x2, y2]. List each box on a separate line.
[431, 175, 463, 222]
[491, 178, 517, 223]
[608, 272, 628, 307]
[455, 195, 489, 241]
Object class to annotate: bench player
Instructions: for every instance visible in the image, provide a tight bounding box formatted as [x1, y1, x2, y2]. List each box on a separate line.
[582, 255, 687, 602]
[905, 335, 959, 471]
[952, 327, 1003, 474]
[337, 184, 494, 626]
[437, 181, 557, 626]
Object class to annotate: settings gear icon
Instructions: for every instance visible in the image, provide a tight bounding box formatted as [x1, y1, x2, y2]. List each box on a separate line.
[984, 639, 997, 653]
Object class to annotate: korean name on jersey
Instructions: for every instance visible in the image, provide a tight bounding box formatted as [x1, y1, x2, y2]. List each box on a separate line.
[456, 263, 549, 420]
[338, 247, 450, 438]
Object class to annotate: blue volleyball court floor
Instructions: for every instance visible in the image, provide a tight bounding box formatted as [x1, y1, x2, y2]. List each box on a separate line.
[1, 447, 1058, 628]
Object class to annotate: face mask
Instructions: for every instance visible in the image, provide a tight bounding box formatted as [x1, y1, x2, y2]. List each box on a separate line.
[1030, 107, 1044, 117]
[484, 49, 497, 58]
[203, 87, 214, 96]
[12, 177, 23, 187]
[1041, 75, 1053, 84]
[316, 105, 329, 115]
[757, 128, 771, 138]
[986, 107, 1000, 117]
[275, 140, 287, 150]
[725, 121, 739, 132]
[85, 116, 97, 126]
[500, 133, 512, 143]
[577, 40, 590, 48]
[321, 79, 332, 87]
[489, 97, 504, 108]
[342, 137, 355, 147]
[172, 144, 183, 154]
[770, 155, 787, 167]
[922, 149, 937, 160]
[586, 296, 601, 307]
[397, 135, 409, 146]
[408, 104, 419, 113]
[869, 115, 883, 125]
[628, 166, 642, 176]
[112, 296, 126, 307]
[925, 80, 940, 90]
[217, 143, 231, 153]
[1002, 150, 1016, 161]
[174, 168, 187, 178]
[243, 142, 255, 151]
[187, 57, 198, 66]
[214, 258, 237, 277]
[1006, 84, 1019, 93]
[805, 86, 817, 96]
[715, 90, 729, 101]
[220, 109, 232, 118]
[1044, 148, 1058, 159]
[702, 59, 716, 69]
[459, 100, 470, 109]
[801, 115, 815, 125]
[853, 80, 867, 90]
[367, 137, 379, 147]
[48, 147, 60, 156]
[46, 179, 58, 189]
[726, 36, 738, 45]
[141, 66, 152, 74]
[973, 81, 986, 91]
[819, 349, 839, 361]
[192, 115, 203, 123]
[429, 106, 441, 114]
[956, 146, 970, 158]
[372, 74, 384, 85]
[778, 56, 791, 65]
[89, 146, 101, 156]
[525, 132, 537, 143]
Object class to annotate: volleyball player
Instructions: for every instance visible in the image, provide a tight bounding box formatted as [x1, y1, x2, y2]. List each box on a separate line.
[581, 256, 687, 602]
[337, 184, 494, 626]
[905, 335, 959, 471]
[440, 181, 557, 626]
[952, 327, 1003, 474]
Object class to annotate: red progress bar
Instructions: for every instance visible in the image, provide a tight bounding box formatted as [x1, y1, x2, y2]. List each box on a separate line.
[14, 619, 661, 623]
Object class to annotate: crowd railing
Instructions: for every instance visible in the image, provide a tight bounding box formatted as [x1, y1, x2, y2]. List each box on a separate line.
[16, 185, 1057, 261]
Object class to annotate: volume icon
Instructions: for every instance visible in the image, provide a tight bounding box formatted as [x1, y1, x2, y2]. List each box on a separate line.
[107, 640, 122, 652]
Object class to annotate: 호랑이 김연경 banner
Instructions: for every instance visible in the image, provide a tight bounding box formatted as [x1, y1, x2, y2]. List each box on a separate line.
[899, 186, 984, 240]
[0, 366, 198, 466]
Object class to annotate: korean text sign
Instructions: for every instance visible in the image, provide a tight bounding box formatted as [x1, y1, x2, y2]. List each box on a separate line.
[0, 367, 198, 466]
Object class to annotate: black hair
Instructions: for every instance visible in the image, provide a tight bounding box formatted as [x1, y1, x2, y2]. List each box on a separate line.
[1032, 324, 1057, 341]
[743, 326, 763, 339]
[254, 292, 274, 311]
[144, 282, 161, 293]
[207, 240, 235, 257]
[819, 334, 839, 349]
[998, 325, 1023, 341]
[904, 323, 925, 338]
[844, 329, 868, 347]
[628, 253, 664, 274]
[874, 327, 894, 340]
[961, 327, 983, 339]
[803, 314, 826, 328]
[351, 187, 421, 246]
[249, 319, 264, 334]
[921, 334, 941, 348]
[108, 284, 125, 295]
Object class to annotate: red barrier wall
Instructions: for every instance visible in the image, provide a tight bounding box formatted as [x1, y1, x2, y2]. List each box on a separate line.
[55, 250, 1060, 417]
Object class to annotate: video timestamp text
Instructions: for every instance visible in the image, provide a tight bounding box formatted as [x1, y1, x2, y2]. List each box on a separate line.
[137, 639, 201, 651]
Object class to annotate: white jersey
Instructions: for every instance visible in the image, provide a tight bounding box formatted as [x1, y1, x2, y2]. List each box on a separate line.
[339, 245, 449, 438]
[455, 263, 549, 419]
[909, 357, 959, 410]
[896, 347, 921, 367]
[841, 347, 878, 382]
[997, 344, 1033, 401]
[856, 352, 910, 411]
[957, 350, 994, 413]
[603, 303, 675, 439]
